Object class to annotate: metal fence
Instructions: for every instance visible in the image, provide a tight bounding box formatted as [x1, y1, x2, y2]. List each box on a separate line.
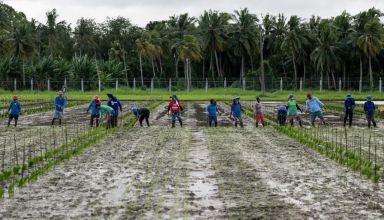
[1, 77, 383, 93]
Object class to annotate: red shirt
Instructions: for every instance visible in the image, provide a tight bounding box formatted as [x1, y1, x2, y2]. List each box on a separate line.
[169, 100, 182, 113]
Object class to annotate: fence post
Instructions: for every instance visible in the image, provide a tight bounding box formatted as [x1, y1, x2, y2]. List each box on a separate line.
[31, 79, 33, 91]
[133, 78, 136, 92]
[320, 79, 322, 92]
[151, 78, 154, 93]
[169, 78, 172, 92]
[380, 78, 382, 93]
[359, 80, 362, 93]
[300, 78, 302, 92]
[280, 78, 282, 92]
[242, 79, 245, 92]
[205, 78, 208, 92]
[224, 78, 227, 90]
[14, 79, 17, 91]
[47, 79, 50, 91]
[64, 78, 67, 87]
[116, 78, 118, 91]
[339, 78, 342, 92]
[81, 79, 84, 92]
[98, 79, 101, 92]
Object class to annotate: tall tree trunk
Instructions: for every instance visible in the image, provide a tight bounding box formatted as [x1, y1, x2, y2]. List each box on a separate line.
[241, 52, 245, 81]
[210, 51, 214, 72]
[343, 61, 346, 89]
[331, 70, 336, 90]
[214, 50, 220, 77]
[303, 61, 306, 89]
[79, 48, 82, 59]
[202, 59, 205, 79]
[159, 57, 163, 74]
[189, 57, 192, 89]
[151, 58, 156, 77]
[282, 57, 287, 85]
[369, 54, 373, 89]
[123, 58, 128, 86]
[139, 55, 143, 86]
[22, 60, 25, 87]
[360, 57, 363, 91]
[326, 70, 330, 90]
[292, 52, 297, 89]
[250, 54, 254, 72]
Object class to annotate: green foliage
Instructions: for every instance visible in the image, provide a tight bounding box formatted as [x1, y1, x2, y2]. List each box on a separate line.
[140, 85, 147, 91]
[230, 81, 242, 88]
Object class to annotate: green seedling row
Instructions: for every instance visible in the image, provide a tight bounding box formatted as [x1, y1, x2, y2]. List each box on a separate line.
[0, 100, 162, 196]
[275, 126, 381, 182]
[0, 101, 88, 119]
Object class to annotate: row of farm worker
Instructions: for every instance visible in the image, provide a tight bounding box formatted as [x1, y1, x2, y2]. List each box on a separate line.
[5, 92, 378, 128]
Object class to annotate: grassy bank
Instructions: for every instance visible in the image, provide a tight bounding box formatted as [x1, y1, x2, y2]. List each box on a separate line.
[0, 88, 382, 102]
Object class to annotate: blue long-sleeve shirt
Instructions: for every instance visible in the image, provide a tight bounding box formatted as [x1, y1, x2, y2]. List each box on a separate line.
[344, 98, 356, 113]
[54, 96, 66, 112]
[8, 101, 21, 115]
[277, 106, 287, 117]
[107, 97, 122, 112]
[364, 101, 375, 115]
[206, 104, 219, 117]
[86, 100, 100, 114]
[306, 97, 324, 112]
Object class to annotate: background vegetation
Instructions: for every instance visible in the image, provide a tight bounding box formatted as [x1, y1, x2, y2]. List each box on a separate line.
[0, 2, 383, 91]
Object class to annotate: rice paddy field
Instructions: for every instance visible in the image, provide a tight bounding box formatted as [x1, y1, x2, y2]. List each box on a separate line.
[0, 90, 384, 219]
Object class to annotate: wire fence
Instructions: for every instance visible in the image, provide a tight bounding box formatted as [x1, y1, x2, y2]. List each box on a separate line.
[1, 77, 383, 92]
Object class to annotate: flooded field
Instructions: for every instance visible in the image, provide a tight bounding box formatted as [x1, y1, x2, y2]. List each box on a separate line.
[0, 101, 384, 219]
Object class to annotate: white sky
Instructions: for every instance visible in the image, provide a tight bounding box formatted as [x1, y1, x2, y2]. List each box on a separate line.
[3, 0, 384, 27]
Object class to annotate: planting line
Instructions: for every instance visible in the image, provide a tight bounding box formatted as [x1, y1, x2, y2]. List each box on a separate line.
[138, 129, 183, 219]
[154, 128, 185, 220]
[105, 127, 173, 219]
[123, 128, 174, 219]
[0, 100, 162, 196]
[70, 126, 162, 219]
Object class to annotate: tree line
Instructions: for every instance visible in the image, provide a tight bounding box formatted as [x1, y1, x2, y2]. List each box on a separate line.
[0, 2, 383, 91]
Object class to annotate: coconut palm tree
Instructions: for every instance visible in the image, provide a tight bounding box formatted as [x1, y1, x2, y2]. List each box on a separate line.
[177, 35, 202, 89]
[357, 19, 384, 89]
[135, 35, 148, 86]
[280, 15, 308, 89]
[198, 10, 230, 78]
[7, 20, 37, 87]
[45, 9, 66, 56]
[230, 8, 259, 81]
[310, 20, 342, 89]
[73, 17, 96, 58]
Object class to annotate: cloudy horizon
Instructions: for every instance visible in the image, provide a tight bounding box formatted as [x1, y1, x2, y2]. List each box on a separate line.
[3, 0, 384, 27]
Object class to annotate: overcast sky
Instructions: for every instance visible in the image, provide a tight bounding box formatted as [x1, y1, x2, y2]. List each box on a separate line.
[3, 0, 384, 27]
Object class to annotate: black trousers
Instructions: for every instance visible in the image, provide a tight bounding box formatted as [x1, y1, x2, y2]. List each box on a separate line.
[344, 112, 353, 127]
[114, 111, 119, 126]
[139, 112, 150, 126]
[277, 111, 286, 126]
[90, 114, 100, 127]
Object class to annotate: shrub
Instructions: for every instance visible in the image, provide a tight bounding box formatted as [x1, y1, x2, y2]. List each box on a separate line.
[140, 85, 147, 91]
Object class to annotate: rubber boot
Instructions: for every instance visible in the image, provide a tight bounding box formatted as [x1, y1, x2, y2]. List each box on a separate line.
[256, 122, 258, 127]
[209, 123, 212, 127]
[240, 122, 243, 128]
[290, 119, 294, 126]
[146, 121, 150, 127]
[51, 119, 55, 126]
[262, 122, 265, 127]
[172, 121, 175, 128]
[373, 121, 377, 127]
[179, 119, 183, 127]
[235, 122, 237, 127]
[214, 122, 217, 127]
[14, 119, 18, 127]
[299, 121, 303, 127]
[140, 122, 143, 127]
[7, 119, 11, 127]
[59, 119, 62, 126]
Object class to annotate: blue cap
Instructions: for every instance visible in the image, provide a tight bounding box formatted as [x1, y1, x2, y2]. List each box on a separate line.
[366, 95, 372, 101]
[131, 107, 138, 113]
[289, 94, 294, 100]
[346, 94, 352, 99]
[256, 97, 261, 100]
